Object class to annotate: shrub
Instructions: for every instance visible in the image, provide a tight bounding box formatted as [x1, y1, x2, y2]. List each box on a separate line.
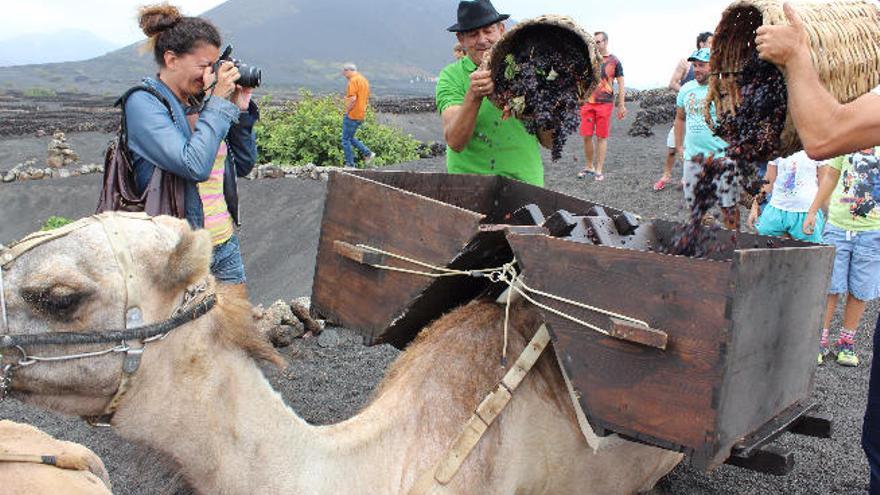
[23, 87, 57, 98]
[255, 91, 420, 167]
[41, 216, 73, 231]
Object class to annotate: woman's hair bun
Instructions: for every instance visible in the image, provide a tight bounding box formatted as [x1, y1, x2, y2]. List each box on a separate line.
[138, 4, 182, 38]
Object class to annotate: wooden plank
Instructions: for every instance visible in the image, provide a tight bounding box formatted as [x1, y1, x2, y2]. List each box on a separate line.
[332, 240, 386, 266]
[507, 232, 730, 453]
[311, 173, 486, 343]
[352, 171, 500, 216]
[712, 245, 835, 468]
[725, 446, 795, 476]
[608, 318, 668, 350]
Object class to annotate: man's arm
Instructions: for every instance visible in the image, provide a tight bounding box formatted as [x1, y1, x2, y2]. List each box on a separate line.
[442, 68, 494, 152]
[757, 3, 880, 159]
[803, 164, 840, 234]
[668, 60, 687, 92]
[674, 107, 685, 158]
[616, 76, 627, 120]
[344, 95, 356, 113]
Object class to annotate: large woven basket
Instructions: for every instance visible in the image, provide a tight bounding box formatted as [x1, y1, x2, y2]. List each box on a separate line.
[487, 15, 602, 111]
[708, 0, 880, 158]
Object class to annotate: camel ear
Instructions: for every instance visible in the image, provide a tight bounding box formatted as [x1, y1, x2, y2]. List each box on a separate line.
[153, 227, 213, 291]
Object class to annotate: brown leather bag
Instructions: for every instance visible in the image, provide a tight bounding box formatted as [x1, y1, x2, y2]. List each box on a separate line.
[96, 86, 185, 218]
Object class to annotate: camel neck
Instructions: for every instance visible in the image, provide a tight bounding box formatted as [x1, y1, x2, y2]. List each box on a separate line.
[112, 319, 407, 494]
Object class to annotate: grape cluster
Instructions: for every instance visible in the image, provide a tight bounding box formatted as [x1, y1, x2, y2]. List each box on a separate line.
[716, 53, 788, 196]
[493, 32, 591, 161]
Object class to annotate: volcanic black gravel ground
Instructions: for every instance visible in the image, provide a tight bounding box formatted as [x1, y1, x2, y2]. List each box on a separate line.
[0, 110, 875, 494]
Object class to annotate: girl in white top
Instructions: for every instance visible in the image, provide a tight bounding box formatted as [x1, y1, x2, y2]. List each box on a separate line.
[747, 150, 826, 242]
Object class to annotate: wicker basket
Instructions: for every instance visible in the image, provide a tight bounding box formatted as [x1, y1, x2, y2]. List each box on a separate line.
[487, 15, 602, 113]
[707, 0, 880, 158]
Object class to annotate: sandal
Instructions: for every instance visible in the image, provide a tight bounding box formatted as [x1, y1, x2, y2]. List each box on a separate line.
[594, 173, 605, 182]
[653, 177, 670, 191]
[577, 169, 595, 179]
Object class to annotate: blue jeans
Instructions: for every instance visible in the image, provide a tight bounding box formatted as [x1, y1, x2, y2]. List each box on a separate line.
[864, 314, 880, 493]
[210, 234, 246, 284]
[341, 115, 372, 166]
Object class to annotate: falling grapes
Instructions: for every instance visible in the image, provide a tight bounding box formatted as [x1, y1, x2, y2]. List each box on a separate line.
[717, 52, 788, 196]
[670, 53, 788, 257]
[492, 32, 592, 161]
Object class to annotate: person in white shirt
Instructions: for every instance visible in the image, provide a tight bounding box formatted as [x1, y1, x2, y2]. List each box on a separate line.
[747, 150, 825, 242]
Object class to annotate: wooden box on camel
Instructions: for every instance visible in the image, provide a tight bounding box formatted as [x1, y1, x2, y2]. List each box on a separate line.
[310, 171, 834, 471]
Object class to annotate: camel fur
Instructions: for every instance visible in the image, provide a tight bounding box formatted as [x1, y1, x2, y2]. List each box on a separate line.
[0, 419, 112, 494]
[1, 213, 682, 494]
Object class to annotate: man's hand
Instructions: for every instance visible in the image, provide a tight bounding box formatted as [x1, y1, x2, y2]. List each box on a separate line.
[205, 61, 240, 100]
[617, 105, 627, 120]
[802, 210, 818, 235]
[468, 69, 494, 103]
[755, 3, 810, 68]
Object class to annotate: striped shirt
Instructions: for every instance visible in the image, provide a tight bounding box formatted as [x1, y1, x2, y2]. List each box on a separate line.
[197, 142, 234, 246]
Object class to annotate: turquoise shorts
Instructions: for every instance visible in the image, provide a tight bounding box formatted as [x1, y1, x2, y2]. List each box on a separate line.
[755, 205, 824, 243]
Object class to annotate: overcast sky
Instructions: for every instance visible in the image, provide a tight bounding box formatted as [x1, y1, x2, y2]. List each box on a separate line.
[0, 0, 842, 88]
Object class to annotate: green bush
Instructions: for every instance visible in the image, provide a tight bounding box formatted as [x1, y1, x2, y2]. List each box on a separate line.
[41, 216, 73, 231]
[23, 87, 57, 98]
[255, 91, 420, 167]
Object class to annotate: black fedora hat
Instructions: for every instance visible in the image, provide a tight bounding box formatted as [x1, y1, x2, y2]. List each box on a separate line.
[447, 0, 510, 33]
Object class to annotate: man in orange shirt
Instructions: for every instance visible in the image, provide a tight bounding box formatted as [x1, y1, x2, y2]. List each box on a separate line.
[342, 63, 376, 167]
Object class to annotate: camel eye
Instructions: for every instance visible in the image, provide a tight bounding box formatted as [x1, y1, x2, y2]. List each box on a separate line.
[20, 285, 92, 321]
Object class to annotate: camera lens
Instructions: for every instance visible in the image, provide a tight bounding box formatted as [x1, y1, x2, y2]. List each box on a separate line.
[235, 62, 261, 88]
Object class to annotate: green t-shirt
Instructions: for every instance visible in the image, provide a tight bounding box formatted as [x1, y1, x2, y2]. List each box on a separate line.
[435, 57, 543, 186]
[827, 147, 880, 231]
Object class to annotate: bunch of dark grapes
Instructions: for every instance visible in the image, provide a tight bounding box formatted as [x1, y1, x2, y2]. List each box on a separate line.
[667, 154, 731, 257]
[493, 33, 591, 161]
[715, 53, 788, 196]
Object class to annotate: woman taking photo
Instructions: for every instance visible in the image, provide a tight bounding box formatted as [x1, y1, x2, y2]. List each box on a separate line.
[126, 4, 258, 292]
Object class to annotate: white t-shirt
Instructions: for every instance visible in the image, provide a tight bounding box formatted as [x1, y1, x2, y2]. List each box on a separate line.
[768, 150, 822, 212]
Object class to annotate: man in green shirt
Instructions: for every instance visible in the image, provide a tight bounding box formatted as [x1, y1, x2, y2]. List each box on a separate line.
[436, 0, 551, 187]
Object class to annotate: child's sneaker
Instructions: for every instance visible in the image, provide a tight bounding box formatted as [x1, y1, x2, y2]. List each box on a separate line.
[834, 342, 860, 367]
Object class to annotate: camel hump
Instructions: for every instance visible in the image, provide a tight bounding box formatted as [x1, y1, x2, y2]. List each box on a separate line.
[0, 420, 112, 494]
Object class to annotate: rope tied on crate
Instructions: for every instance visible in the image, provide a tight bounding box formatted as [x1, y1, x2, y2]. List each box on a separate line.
[350, 243, 664, 360]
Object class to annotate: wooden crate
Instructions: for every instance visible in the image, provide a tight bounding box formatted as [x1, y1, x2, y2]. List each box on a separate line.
[310, 171, 834, 469]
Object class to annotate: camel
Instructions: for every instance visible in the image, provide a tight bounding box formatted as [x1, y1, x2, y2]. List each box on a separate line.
[0, 419, 112, 494]
[0, 213, 682, 494]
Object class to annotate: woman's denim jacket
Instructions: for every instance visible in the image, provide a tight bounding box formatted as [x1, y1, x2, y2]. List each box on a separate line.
[125, 77, 259, 229]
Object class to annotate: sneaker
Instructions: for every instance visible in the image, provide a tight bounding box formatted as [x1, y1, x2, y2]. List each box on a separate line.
[818, 352, 824, 365]
[577, 168, 595, 179]
[364, 152, 377, 165]
[818, 343, 829, 365]
[594, 173, 605, 182]
[834, 342, 860, 367]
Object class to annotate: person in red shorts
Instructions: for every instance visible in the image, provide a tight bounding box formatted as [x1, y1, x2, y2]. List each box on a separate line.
[578, 31, 626, 182]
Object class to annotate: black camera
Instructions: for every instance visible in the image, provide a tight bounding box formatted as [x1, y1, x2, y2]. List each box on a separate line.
[215, 44, 261, 88]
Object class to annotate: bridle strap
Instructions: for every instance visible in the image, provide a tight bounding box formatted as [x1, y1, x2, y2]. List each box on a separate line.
[0, 295, 216, 349]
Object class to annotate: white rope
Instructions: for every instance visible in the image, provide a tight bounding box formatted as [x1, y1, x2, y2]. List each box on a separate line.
[353, 244, 651, 354]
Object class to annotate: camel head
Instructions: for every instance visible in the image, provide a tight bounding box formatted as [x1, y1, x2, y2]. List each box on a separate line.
[0, 213, 213, 416]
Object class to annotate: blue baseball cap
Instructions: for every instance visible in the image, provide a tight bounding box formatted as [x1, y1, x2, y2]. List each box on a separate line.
[688, 48, 711, 63]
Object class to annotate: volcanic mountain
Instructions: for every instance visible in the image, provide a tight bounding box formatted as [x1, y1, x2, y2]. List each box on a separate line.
[0, 0, 461, 96]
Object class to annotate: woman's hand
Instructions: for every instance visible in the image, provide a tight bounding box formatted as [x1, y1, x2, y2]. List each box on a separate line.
[203, 61, 240, 100]
[231, 86, 253, 111]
